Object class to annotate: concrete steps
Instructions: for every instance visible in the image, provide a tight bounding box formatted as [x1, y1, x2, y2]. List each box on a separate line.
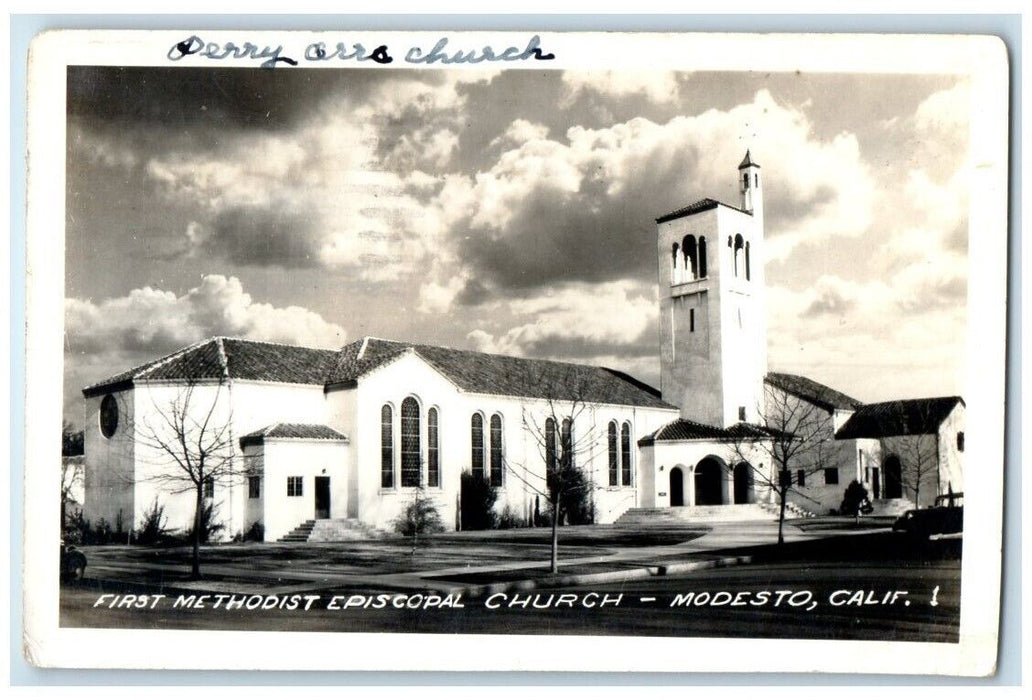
[278, 518, 387, 543]
[615, 504, 776, 525]
[760, 501, 817, 519]
[278, 520, 316, 542]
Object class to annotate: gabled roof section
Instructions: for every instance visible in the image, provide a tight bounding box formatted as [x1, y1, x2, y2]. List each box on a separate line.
[638, 418, 789, 446]
[835, 396, 964, 440]
[83, 337, 341, 397]
[328, 337, 677, 410]
[765, 372, 863, 412]
[656, 197, 751, 224]
[239, 422, 348, 448]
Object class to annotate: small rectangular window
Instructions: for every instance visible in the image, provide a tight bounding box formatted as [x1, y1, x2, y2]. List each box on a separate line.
[957, 431, 965, 452]
[738, 406, 746, 421]
[796, 469, 805, 487]
[824, 468, 839, 486]
[203, 477, 214, 500]
[287, 476, 303, 497]
[689, 308, 695, 332]
[248, 476, 261, 499]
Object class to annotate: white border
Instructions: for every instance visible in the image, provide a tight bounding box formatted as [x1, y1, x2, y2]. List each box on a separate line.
[23, 29, 1010, 674]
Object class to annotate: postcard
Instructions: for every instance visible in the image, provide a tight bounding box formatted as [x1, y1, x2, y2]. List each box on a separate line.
[23, 29, 1009, 674]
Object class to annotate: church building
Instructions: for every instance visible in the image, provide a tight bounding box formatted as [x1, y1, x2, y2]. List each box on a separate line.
[80, 152, 964, 541]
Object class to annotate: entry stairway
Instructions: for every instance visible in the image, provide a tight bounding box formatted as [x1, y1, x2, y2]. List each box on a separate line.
[615, 502, 816, 526]
[278, 518, 386, 543]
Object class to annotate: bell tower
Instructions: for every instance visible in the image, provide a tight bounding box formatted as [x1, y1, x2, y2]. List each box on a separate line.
[656, 152, 768, 427]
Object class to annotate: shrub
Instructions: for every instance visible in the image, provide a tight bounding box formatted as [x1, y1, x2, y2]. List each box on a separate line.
[460, 471, 498, 530]
[242, 521, 265, 543]
[551, 465, 594, 526]
[135, 497, 170, 546]
[840, 480, 873, 521]
[188, 501, 226, 544]
[497, 504, 528, 529]
[393, 489, 446, 538]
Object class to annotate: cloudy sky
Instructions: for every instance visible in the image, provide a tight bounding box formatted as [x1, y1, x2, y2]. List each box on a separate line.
[64, 66, 970, 426]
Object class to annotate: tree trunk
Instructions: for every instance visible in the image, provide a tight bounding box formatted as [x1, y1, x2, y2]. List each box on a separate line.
[777, 487, 787, 545]
[550, 500, 559, 575]
[192, 486, 203, 579]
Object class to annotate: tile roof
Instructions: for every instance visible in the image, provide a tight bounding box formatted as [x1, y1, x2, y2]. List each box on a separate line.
[85, 336, 676, 410]
[239, 422, 349, 448]
[638, 418, 789, 446]
[835, 396, 964, 440]
[656, 197, 750, 224]
[328, 337, 678, 410]
[765, 372, 863, 412]
[82, 337, 340, 397]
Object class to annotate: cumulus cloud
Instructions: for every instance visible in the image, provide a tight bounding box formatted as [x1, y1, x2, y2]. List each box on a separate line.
[561, 71, 683, 105]
[66, 274, 346, 358]
[466, 280, 658, 363]
[417, 90, 874, 311]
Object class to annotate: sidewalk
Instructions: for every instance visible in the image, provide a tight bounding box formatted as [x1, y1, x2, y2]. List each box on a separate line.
[74, 518, 893, 598]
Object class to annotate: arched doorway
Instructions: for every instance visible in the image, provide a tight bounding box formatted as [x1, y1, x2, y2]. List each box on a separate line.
[883, 455, 903, 499]
[733, 463, 754, 504]
[669, 467, 685, 507]
[693, 458, 725, 506]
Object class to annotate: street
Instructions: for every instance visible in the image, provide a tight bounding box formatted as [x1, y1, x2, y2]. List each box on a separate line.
[61, 556, 960, 642]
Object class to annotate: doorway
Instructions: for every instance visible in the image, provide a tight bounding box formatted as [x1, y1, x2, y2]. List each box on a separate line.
[871, 467, 881, 499]
[694, 458, 724, 505]
[883, 456, 903, 499]
[314, 476, 331, 519]
[669, 467, 684, 507]
[733, 463, 754, 504]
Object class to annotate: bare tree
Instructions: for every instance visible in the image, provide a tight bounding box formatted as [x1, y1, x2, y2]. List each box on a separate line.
[61, 422, 86, 531]
[881, 433, 939, 508]
[730, 383, 841, 544]
[504, 364, 604, 575]
[132, 378, 241, 578]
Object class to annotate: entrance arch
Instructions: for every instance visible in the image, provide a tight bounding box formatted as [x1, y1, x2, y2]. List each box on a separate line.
[669, 467, 685, 507]
[883, 455, 903, 499]
[733, 463, 755, 504]
[693, 458, 726, 505]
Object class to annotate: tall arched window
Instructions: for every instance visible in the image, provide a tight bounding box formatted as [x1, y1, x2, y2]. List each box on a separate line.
[427, 407, 440, 488]
[745, 242, 751, 281]
[621, 422, 633, 486]
[607, 421, 619, 486]
[401, 397, 421, 487]
[734, 234, 745, 277]
[698, 236, 707, 278]
[671, 242, 680, 284]
[561, 418, 574, 470]
[489, 414, 504, 487]
[683, 235, 698, 280]
[380, 404, 394, 488]
[545, 417, 557, 473]
[471, 413, 485, 477]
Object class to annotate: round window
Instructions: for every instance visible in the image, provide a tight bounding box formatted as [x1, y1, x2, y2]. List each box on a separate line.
[100, 394, 119, 438]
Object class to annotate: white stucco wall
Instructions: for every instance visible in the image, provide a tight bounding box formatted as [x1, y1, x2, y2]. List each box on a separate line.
[258, 438, 349, 542]
[83, 389, 135, 532]
[937, 402, 966, 498]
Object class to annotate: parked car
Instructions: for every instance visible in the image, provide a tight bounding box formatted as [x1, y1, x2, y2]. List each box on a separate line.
[892, 493, 964, 538]
[60, 541, 87, 582]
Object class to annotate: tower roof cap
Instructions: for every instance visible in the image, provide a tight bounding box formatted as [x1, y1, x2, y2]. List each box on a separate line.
[738, 150, 760, 169]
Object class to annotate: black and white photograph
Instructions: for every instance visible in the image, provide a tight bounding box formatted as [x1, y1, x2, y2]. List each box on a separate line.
[23, 30, 1008, 674]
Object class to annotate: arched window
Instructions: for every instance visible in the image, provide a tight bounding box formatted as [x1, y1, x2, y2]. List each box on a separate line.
[561, 418, 574, 470]
[427, 408, 440, 488]
[471, 413, 485, 478]
[545, 417, 557, 473]
[745, 241, 751, 281]
[489, 414, 504, 487]
[607, 421, 619, 486]
[683, 235, 698, 280]
[380, 404, 394, 488]
[698, 236, 707, 278]
[400, 397, 421, 487]
[957, 432, 965, 452]
[621, 422, 632, 486]
[734, 234, 745, 277]
[671, 242, 680, 284]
